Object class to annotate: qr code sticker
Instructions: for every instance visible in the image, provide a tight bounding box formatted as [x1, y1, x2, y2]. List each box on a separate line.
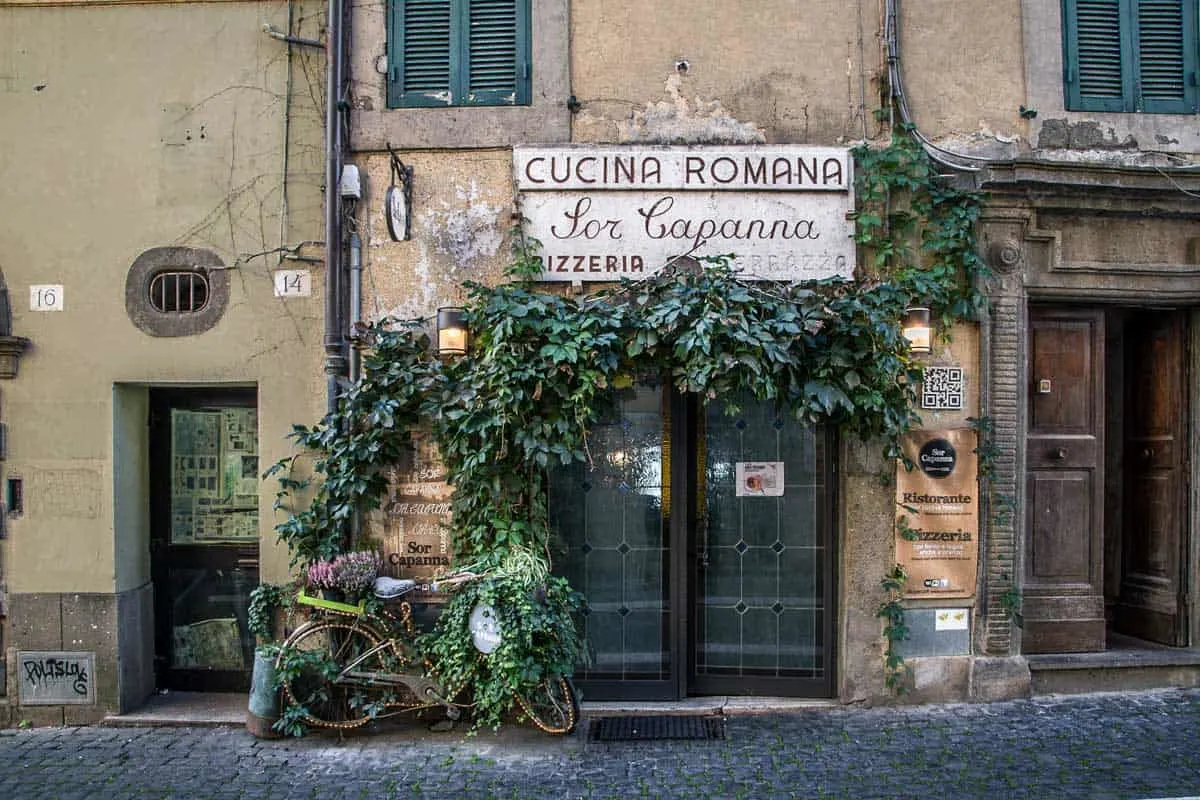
[921, 367, 965, 410]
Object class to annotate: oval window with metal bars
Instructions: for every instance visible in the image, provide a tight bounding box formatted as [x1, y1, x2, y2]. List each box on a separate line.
[149, 271, 209, 313]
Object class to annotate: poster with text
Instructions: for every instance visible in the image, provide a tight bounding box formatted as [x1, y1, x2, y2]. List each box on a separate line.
[381, 432, 454, 602]
[895, 428, 979, 598]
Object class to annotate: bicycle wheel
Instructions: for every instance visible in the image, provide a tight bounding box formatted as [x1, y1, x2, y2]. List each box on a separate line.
[277, 620, 401, 729]
[516, 675, 580, 735]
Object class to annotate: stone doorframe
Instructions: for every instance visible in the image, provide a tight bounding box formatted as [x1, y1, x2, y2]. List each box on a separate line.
[974, 161, 1200, 656]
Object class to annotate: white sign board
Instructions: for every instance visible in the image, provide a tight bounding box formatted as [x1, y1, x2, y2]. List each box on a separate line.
[515, 146, 854, 282]
[735, 461, 785, 497]
[273, 269, 312, 298]
[30, 285, 64, 311]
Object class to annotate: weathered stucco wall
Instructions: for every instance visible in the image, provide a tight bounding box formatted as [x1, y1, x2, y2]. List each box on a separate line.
[570, 0, 878, 145]
[357, 151, 514, 323]
[0, 1, 327, 597]
[1021, 0, 1200, 157]
[897, 0, 1027, 152]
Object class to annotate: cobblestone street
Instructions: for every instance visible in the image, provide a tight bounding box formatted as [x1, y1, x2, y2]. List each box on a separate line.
[2, 689, 1199, 799]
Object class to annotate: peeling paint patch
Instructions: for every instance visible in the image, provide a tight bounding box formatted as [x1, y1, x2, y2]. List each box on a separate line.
[1038, 119, 1138, 151]
[370, 181, 502, 324]
[621, 74, 765, 145]
[422, 180, 504, 270]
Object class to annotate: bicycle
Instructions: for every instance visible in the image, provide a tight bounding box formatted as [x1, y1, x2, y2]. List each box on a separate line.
[275, 573, 580, 735]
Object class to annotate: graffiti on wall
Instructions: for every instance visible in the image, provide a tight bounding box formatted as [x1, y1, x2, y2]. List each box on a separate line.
[18, 651, 96, 705]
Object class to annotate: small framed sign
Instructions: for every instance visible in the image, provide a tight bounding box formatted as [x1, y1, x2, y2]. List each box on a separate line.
[18, 651, 96, 705]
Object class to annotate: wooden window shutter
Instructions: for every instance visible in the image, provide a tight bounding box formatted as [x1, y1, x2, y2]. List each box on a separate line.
[388, 0, 529, 108]
[1135, 0, 1197, 112]
[389, 0, 454, 107]
[1064, 0, 1132, 111]
[466, 0, 530, 105]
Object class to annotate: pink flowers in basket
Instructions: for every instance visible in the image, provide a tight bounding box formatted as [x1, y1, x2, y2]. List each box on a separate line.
[306, 551, 383, 597]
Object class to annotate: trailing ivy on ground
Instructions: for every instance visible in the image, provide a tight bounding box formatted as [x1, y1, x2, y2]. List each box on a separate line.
[265, 126, 989, 726]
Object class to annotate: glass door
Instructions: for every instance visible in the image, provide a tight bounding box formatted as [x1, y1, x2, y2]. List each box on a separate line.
[550, 381, 675, 699]
[552, 385, 836, 700]
[691, 395, 835, 696]
[150, 388, 259, 692]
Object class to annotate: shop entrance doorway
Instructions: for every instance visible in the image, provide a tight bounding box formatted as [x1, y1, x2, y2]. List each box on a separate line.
[149, 388, 260, 691]
[550, 383, 836, 700]
[1024, 306, 1191, 653]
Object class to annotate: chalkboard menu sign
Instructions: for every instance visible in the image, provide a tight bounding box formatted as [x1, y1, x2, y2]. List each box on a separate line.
[381, 433, 454, 601]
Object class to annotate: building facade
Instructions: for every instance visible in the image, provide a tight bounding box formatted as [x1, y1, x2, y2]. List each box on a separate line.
[0, 0, 327, 724]
[347, 0, 1200, 706]
[2, 0, 1198, 724]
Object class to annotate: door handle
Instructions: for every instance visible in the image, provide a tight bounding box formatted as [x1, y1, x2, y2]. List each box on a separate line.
[1050, 447, 1068, 460]
[1141, 447, 1155, 460]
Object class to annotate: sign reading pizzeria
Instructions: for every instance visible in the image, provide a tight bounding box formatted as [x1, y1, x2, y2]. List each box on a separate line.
[895, 428, 979, 599]
[514, 145, 854, 282]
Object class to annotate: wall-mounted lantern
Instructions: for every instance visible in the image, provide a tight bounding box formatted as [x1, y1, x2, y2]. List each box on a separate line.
[901, 306, 932, 354]
[436, 307, 469, 357]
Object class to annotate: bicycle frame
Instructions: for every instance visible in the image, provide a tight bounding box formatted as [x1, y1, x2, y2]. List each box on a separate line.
[288, 589, 465, 721]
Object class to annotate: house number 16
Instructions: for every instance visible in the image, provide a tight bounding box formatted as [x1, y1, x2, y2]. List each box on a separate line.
[30, 285, 64, 311]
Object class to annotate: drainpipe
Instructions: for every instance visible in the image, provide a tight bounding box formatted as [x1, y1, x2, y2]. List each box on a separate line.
[348, 231, 363, 383]
[323, 0, 348, 414]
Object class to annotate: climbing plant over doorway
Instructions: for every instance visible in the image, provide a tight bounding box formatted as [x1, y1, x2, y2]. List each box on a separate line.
[266, 126, 989, 726]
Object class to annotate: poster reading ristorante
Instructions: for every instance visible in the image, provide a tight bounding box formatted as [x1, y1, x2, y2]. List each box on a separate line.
[895, 428, 980, 598]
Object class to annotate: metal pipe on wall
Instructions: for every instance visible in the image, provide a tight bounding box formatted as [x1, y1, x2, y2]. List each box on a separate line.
[323, 0, 348, 414]
[348, 231, 362, 383]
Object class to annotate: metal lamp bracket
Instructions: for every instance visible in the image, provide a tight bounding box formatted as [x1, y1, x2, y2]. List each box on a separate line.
[385, 143, 413, 242]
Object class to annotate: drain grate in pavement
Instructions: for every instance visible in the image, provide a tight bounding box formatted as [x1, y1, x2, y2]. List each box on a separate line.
[588, 714, 726, 742]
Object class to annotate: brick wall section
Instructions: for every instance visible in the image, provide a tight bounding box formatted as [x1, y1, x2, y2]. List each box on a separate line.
[983, 283, 1025, 655]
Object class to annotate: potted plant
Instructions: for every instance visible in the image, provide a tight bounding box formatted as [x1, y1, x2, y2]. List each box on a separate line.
[304, 550, 383, 605]
[246, 582, 286, 738]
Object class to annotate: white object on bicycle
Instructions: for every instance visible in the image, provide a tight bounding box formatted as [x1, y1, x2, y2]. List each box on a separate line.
[469, 603, 503, 654]
[373, 576, 416, 599]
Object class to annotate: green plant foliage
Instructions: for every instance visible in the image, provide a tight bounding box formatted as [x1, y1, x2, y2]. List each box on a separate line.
[247, 583, 285, 645]
[265, 128, 987, 722]
[877, 564, 912, 693]
[264, 321, 442, 566]
[420, 573, 584, 730]
[851, 124, 990, 331]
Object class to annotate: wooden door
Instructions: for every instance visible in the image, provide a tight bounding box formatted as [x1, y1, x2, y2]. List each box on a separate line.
[1114, 311, 1188, 645]
[1024, 307, 1106, 653]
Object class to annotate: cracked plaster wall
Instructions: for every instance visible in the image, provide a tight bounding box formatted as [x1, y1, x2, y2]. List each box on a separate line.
[357, 151, 513, 324]
[570, 0, 878, 145]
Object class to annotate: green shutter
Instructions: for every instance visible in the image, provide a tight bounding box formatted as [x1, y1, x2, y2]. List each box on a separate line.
[466, 0, 525, 104]
[1064, 0, 1132, 111]
[1063, 0, 1197, 113]
[389, 0, 454, 107]
[388, 0, 529, 108]
[1136, 0, 1197, 112]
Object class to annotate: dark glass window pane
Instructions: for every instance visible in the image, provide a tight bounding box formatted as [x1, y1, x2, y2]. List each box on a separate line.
[697, 393, 827, 679]
[549, 384, 669, 681]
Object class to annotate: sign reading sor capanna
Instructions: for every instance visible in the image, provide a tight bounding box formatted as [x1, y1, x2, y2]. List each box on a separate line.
[514, 146, 855, 283]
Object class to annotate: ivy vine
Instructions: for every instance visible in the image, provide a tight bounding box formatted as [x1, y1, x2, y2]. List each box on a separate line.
[877, 563, 912, 693]
[266, 126, 988, 724]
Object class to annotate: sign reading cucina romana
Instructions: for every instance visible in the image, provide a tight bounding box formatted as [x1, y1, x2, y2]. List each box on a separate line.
[514, 146, 855, 283]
